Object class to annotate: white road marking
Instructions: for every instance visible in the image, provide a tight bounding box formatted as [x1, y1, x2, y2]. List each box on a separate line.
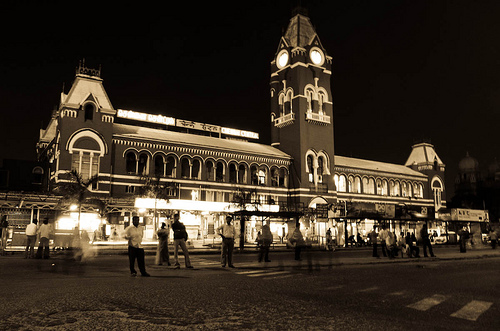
[236, 270, 267, 275]
[357, 286, 379, 292]
[247, 271, 290, 277]
[265, 274, 294, 280]
[389, 291, 406, 296]
[407, 294, 448, 311]
[450, 300, 493, 321]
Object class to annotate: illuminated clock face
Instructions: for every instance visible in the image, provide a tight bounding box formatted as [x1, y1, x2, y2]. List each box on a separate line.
[277, 50, 289, 68]
[310, 48, 324, 65]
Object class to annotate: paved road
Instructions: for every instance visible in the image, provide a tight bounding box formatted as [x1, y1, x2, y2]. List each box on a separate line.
[0, 246, 498, 330]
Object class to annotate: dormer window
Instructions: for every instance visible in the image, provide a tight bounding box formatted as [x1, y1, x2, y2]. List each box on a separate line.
[84, 103, 95, 121]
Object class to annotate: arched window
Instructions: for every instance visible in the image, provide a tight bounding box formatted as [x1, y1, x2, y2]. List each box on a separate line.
[307, 155, 314, 183]
[317, 157, 324, 183]
[216, 162, 224, 182]
[238, 164, 247, 184]
[258, 169, 266, 185]
[338, 175, 347, 192]
[271, 168, 279, 187]
[279, 168, 286, 187]
[402, 182, 408, 197]
[251, 165, 258, 185]
[166, 156, 175, 177]
[362, 177, 368, 194]
[278, 93, 285, 115]
[348, 176, 353, 193]
[181, 158, 190, 178]
[318, 91, 326, 114]
[154, 155, 164, 177]
[306, 88, 315, 112]
[192, 159, 201, 180]
[367, 178, 375, 194]
[285, 89, 293, 113]
[229, 164, 237, 183]
[84, 103, 94, 121]
[394, 181, 400, 196]
[126, 152, 137, 174]
[206, 161, 214, 181]
[138, 153, 148, 175]
[353, 176, 361, 193]
[32, 166, 44, 185]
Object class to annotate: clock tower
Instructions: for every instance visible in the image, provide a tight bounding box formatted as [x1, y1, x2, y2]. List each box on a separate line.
[271, 8, 336, 207]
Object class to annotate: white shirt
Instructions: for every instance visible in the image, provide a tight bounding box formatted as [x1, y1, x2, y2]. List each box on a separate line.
[26, 223, 37, 236]
[38, 223, 51, 239]
[218, 223, 235, 239]
[125, 225, 143, 248]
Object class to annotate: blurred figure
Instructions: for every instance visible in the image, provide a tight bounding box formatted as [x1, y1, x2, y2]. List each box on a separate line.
[0, 215, 8, 255]
[289, 223, 305, 261]
[258, 222, 273, 262]
[420, 224, 435, 257]
[489, 229, 498, 249]
[369, 226, 379, 258]
[378, 225, 388, 257]
[124, 216, 150, 277]
[218, 215, 235, 268]
[458, 226, 470, 253]
[405, 232, 420, 258]
[156, 222, 171, 266]
[25, 219, 38, 258]
[36, 218, 51, 259]
[326, 228, 334, 251]
[172, 213, 193, 269]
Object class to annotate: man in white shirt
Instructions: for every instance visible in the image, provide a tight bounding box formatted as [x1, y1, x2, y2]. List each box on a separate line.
[36, 218, 51, 259]
[25, 219, 38, 258]
[124, 216, 150, 277]
[378, 225, 388, 257]
[218, 215, 236, 268]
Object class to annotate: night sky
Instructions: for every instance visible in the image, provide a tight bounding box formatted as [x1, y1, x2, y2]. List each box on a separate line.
[2, 0, 499, 197]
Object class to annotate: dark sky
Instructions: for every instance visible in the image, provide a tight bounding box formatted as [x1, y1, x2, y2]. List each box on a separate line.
[2, 0, 499, 197]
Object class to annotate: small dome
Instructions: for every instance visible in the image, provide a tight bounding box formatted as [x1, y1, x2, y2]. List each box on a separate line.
[458, 152, 479, 173]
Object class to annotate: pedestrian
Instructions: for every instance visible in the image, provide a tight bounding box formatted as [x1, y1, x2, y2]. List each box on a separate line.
[420, 224, 435, 257]
[156, 222, 171, 266]
[36, 218, 51, 259]
[25, 219, 38, 258]
[357, 233, 365, 247]
[0, 215, 8, 255]
[289, 223, 305, 261]
[218, 215, 236, 268]
[405, 232, 420, 257]
[369, 226, 379, 258]
[489, 229, 498, 249]
[171, 213, 193, 269]
[458, 226, 469, 253]
[386, 231, 397, 258]
[326, 228, 334, 251]
[124, 216, 150, 277]
[378, 225, 388, 257]
[258, 222, 273, 262]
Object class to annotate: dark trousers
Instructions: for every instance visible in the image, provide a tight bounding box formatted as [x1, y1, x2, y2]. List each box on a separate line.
[258, 243, 271, 262]
[25, 235, 37, 258]
[459, 239, 467, 253]
[380, 242, 388, 257]
[423, 239, 435, 257]
[294, 245, 302, 260]
[36, 237, 50, 259]
[221, 238, 234, 266]
[372, 242, 379, 257]
[128, 246, 147, 275]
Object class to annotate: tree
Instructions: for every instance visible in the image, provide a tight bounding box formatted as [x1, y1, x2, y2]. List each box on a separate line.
[136, 176, 171, 236]
[231, 188, 261, 251]
[54, 170, 100, 232]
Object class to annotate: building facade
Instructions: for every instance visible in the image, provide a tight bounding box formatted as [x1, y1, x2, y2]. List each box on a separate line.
[3, 10, 447, 248]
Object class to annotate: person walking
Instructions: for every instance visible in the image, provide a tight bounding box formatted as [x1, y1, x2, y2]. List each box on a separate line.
[25, 219, 38, 259]
[124, 216, 150, 277]
[420, 224, 435, 257]
[36, 218, 51, 259]
[171, 213, 193, 269]
[218, 215, 236, 268]
[378, 225, 388, 257]
[489, 229, 498, 249]
[458, 226, 469, 253]
[258, 222, 273, 262]
[156, 222, 171, 266]
[369, 226, 379, 258]
[289, 223, 305, 261]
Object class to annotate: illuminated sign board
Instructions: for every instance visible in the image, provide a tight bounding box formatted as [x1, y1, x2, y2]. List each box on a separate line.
[221, 127, 259, 139]
[117, 109, 176, 126]
[116, 109, 259, 140]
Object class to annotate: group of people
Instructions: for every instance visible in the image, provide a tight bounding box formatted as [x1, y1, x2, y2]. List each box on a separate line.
[369, 224, 436, 259]
[21, 218, 53, 259]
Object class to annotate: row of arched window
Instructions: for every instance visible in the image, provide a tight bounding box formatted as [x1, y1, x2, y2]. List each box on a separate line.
[277, 86, 329, 116]
[125, 151, 288, 187]
[334, 173, 424, 198]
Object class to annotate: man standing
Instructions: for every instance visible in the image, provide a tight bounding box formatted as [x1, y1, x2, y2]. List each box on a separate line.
[156, 222, 171, 266]
[258, 222, 273, 262]
[378, 225, 388, 257]
[420, 224, 435, 257]
[218, 215, 236, 268]
[171, 213, 193, 269]
[369, 226, 379, 258]
[124, 216, 150, 277]
[36, 218, 51, 259]
[25, 219, 38, 258]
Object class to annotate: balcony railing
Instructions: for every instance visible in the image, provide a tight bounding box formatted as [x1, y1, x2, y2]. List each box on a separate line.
[305, 111, 330, 125]
[274, 112, 295, 128]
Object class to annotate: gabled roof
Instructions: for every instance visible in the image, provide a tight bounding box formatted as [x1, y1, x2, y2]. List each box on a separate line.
[335, 155, 427, 178]
[405, 143, 444, 166]
[62, 74, 114, 113]
[113, 124, 291, 160]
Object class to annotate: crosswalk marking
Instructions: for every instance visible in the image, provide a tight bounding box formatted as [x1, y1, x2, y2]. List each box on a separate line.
[236, 270, 266, 275]
[407, 294, 448, 311]
[265, 274, 293, 280]
[247, 271, 289, 277]
[389, 291, 406, 296]
[450, 300, 493, 321]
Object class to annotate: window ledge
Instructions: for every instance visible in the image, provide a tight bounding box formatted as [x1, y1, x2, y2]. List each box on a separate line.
[305, 111, 330, 125]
